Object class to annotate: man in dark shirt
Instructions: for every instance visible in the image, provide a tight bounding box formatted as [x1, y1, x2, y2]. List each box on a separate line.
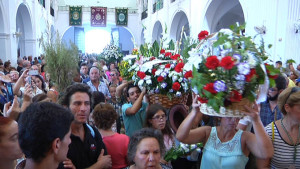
[59, 83, 111, 169]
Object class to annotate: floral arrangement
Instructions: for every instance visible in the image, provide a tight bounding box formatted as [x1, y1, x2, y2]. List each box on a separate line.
[129, 44, 192, 98]
[164, 142, 203, 162]
[188, 24, 279, 113]
[99, 42, 123, 64]
[119, 60, 134, 81]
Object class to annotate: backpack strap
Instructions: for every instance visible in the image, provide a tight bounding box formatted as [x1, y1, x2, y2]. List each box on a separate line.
[86, 124, 95, 138]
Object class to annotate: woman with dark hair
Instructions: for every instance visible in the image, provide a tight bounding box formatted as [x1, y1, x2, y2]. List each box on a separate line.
[32, 75, 47, 94]
[145, 104, 175, 152]
[92, 103, 129, 169]
[125, 128, 172, 169]
[0, 117, 23, 169]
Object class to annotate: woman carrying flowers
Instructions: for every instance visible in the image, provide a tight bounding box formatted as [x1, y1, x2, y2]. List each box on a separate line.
[176, 95, 274, 169]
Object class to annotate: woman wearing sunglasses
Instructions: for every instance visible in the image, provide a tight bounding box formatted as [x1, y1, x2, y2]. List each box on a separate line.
[257, 87, 300, 169]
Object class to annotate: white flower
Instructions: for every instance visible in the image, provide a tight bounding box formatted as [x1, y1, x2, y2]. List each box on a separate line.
[176, 91, 182, 97]
[161, 72, 167, 78]
[138, 80, 144, 86]
[146, 79, 152, 85]
[145, 75, 151, 80]
[247, 52, 257, 67]
[172, 76, 178, 82]
[155, 69, 163, 76]
[190, 144, 196, 149]
[178, 77, 183, 82]
[171, 64, 175, 69]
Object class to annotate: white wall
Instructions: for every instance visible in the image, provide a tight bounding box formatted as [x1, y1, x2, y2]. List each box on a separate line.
[0, 0, 55, 66]
[139, 0, 300, 64]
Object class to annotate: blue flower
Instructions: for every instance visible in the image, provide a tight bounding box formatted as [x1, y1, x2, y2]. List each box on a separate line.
[233, 54, 242, 63]
[161, 82, 167, 88]
[213, 81, 226, 92]
[238, 63, 250, 75]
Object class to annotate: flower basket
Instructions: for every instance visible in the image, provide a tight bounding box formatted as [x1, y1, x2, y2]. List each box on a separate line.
[186, 24, 279, 117]
[148, 93, 189, 108]
[200, 98, 253, 117]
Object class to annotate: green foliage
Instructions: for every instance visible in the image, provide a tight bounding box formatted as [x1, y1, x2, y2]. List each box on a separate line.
[42, 33, 79, 93]
[151, 41, 160, 57]
[286, 59, 296, 64]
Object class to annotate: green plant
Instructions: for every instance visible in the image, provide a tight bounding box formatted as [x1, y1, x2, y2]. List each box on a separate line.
[42, 32, 79, 93]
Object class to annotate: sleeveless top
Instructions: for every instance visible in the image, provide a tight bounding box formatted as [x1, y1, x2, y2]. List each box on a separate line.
[200, 127, 249, 169]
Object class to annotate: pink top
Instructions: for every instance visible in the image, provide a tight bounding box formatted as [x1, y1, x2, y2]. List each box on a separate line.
[103, 133, 130, 169]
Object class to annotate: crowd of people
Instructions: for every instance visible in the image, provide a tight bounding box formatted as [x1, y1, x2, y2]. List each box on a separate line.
[0, 55, 300, 169]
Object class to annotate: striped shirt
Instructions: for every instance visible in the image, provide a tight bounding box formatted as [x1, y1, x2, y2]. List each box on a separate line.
[265, 122, 300, 169]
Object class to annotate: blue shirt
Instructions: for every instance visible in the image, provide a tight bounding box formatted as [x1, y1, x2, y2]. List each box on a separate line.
[259, 101, 282, 127]
[122, 102, 148, 137]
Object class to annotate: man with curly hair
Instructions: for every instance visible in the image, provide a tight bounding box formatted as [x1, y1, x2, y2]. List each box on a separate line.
[59, 83, 112, 169]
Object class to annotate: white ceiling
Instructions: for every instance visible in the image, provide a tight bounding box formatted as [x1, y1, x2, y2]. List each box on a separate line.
[57, 0, 138, 9]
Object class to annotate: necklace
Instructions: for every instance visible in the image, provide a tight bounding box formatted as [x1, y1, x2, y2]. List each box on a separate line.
[280, 118, 300, 163]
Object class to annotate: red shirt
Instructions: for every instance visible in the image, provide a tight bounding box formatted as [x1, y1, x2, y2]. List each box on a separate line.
[103, 133, 130, 169]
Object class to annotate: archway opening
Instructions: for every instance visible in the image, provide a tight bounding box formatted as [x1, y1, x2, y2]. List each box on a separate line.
[204, 0, 244, 33]
[170, 11, 190, 41]
[152, 21, 163, 43]
[16, 3, 33, 58]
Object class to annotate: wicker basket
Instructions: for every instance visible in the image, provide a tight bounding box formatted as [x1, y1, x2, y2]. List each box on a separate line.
[148, 93, 189, 109]
[200, 98, 253, 117]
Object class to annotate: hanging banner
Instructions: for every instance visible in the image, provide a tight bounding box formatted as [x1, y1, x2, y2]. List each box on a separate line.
[115, 8, 128, 26]
[91, 7, 107, 27]
[69, 6, 82, 26]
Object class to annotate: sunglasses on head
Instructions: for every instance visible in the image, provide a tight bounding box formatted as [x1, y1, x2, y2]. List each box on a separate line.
[110, 74, 115, 76]
[284, 87, 300, 105]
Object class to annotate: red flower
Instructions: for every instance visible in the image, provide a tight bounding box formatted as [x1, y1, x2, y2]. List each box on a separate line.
[157, 76, 164, 82]
[160, 49, 166, 54]
[205, 55, 219, 70]
[171, 54, 180, 60]
[165, 64, 171, 68]
[204, 83, 217, 94]
[198, 30, 209, 41]
[152, 68, 157, 75]
[172, 82, 181, 91]
[184, 71, 193, 79]
[150, 57, 156, 61]
[229, 90, 242, 102]
[165, 52, 172, 57]
[198, 97, 208, 104]
[269, 74, 278, 79]
[245, 69, 257, 82]
[174, 62, 185, 73]
[137, 71, 146, 79]
[220, 56, 235, 70]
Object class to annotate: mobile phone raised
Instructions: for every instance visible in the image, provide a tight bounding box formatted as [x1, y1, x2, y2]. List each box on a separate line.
[28, 70, 39, 76]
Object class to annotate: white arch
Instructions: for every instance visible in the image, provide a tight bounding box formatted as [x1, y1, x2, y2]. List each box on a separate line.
[170, 10, 190, 41]
[202, 0, 245, 33]
[16, 3, 34, 58]
[0, 0, 8, 61]
[152, 20, 163, 43]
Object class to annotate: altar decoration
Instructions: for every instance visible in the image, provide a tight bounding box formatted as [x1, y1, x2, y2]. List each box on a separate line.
[99, 42, 123, 64]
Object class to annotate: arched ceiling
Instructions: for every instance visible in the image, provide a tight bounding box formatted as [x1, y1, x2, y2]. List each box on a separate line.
[57, 0, 138, 9]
